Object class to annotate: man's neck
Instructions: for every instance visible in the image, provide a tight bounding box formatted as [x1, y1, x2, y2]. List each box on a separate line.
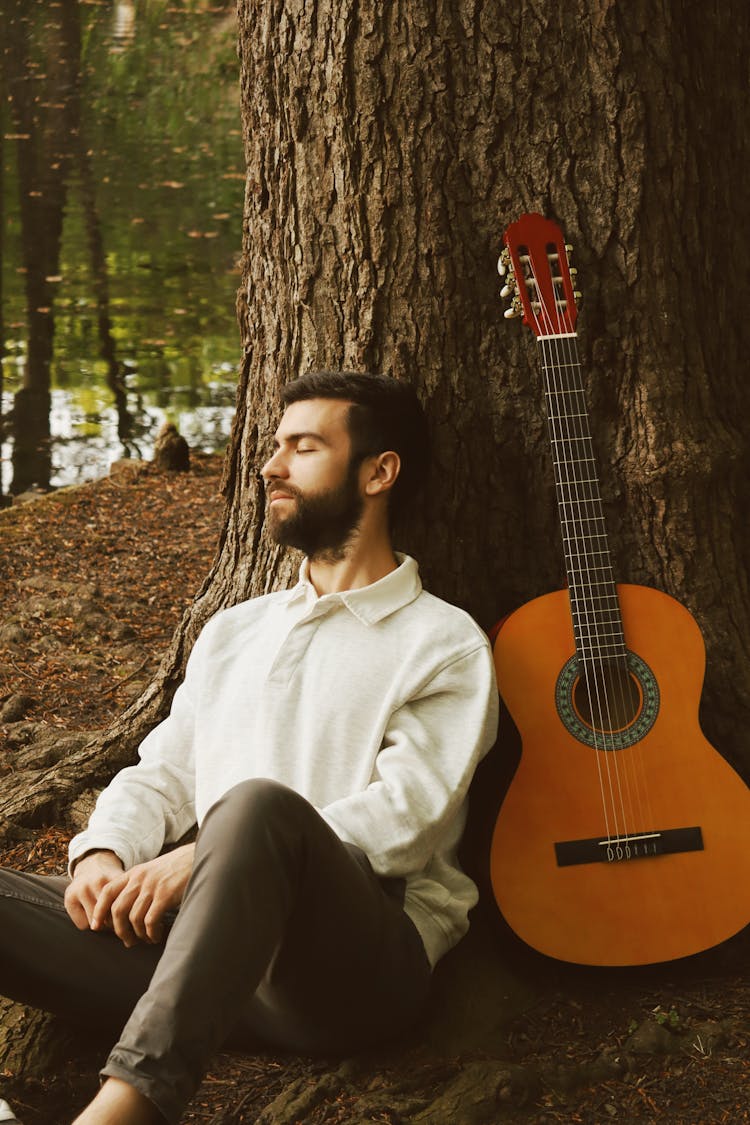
[307, 535, 398, 595]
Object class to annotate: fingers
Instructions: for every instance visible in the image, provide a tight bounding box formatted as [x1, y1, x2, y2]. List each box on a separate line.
[67, 852, 190, 948]
[64, 850, 126, 931]
[91, 873, 130, 935]
[125, 887, 163, 946]
[95, 867, 169, 948]
[65, 874, 113, 931]
[63, 882, 96, 931]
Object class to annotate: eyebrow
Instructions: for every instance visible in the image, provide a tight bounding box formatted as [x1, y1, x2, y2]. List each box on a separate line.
[272, 430, 330, 448]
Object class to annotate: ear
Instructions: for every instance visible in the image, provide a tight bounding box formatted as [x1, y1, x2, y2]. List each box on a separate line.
[362, 450, 401, 497]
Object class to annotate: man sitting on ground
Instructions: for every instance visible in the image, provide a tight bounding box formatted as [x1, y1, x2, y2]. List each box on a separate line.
[0, 371, 499, 1124]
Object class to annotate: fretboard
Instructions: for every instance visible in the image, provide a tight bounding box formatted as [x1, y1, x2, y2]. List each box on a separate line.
[538, 334, 626, 668]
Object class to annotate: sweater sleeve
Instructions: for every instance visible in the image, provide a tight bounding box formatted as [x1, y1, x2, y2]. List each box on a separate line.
[319, 640, 499, 877]
[67, 627, 209, 874]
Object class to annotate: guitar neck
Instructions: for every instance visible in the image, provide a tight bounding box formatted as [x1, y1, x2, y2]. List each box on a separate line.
[538, 334, 627, 668]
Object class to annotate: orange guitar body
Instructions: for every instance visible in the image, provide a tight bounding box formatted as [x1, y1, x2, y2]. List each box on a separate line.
[491, 583, 750, 966]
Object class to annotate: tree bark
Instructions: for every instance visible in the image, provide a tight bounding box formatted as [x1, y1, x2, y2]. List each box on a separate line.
[1, 0, 748, 919]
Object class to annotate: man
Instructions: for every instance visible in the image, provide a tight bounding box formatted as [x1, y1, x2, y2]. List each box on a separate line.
[0, 372, 498, 1124]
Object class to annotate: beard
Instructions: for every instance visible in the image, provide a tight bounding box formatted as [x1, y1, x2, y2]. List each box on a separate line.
[266, 461, 364, 560]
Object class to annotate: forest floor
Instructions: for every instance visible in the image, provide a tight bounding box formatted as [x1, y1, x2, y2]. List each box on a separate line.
[1, 458, 750, 1123]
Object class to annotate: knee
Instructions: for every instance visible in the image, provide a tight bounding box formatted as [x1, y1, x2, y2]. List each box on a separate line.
[199, 778, 314, 844]
[194, 779, 321, 883]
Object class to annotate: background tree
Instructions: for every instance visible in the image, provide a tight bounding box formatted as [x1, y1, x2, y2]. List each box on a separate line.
[1, 0, 748, 1110]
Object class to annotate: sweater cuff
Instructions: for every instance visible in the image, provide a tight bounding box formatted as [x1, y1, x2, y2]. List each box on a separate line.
[67, 831, 134, 878]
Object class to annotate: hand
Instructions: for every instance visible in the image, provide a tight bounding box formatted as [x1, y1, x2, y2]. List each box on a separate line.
[64, 849, 125, 932]
[90, 844, 195, 948]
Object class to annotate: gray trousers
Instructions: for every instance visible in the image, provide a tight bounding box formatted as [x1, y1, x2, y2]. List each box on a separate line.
[0, 779, 431, 1123]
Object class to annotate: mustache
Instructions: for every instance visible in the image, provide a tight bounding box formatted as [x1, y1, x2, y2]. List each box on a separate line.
[265, 481, 301, 501]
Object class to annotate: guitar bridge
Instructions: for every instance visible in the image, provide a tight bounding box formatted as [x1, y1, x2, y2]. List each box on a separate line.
[555, 826, 704, 867]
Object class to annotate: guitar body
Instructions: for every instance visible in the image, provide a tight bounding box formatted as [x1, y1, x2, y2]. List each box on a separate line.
[491, 583, 750, 966]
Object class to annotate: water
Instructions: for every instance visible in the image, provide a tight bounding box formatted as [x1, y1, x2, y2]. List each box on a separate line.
[0, 0, 243, 496]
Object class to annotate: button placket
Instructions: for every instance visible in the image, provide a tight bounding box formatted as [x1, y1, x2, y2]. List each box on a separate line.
[266, 601, 337, 684]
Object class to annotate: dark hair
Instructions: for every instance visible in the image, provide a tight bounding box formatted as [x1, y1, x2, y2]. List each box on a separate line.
[280, 371, 429, 520]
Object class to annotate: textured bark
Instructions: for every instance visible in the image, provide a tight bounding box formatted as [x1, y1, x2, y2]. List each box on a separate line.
[1, 0, 748, 863]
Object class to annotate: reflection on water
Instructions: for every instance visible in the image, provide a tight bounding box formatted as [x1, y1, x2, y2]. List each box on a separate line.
[0, 0, 242, 497]
[112, 2, 137, 51]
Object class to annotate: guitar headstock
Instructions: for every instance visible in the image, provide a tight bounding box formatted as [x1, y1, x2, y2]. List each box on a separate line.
[498, 213, 580, 337]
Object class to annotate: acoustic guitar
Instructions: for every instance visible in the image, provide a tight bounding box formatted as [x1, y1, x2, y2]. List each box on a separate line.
[490, 212, 750, 966]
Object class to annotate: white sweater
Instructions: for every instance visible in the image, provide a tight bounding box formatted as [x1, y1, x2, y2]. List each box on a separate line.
[69, 555, 499, 966]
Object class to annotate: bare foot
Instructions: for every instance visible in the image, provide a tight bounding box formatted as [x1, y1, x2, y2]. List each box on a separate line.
[72, 1077, 164, 1124]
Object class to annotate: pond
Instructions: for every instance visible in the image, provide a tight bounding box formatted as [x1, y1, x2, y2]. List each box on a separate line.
[0, 0, 243, 499]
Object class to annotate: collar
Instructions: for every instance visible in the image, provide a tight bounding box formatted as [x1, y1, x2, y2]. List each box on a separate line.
[284, 553, 422, 626]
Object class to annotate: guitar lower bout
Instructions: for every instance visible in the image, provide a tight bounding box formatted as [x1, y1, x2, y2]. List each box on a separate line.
[490, 583, 750, 967]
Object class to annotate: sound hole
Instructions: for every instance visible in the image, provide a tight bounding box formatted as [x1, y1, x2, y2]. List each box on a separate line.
[572, 668, 642, 734]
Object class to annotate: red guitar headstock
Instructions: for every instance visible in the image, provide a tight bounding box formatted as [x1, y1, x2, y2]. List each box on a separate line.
[498, 213, 580, 337]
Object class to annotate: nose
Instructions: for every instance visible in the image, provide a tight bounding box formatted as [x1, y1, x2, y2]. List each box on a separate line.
[260, 446, 288, 481]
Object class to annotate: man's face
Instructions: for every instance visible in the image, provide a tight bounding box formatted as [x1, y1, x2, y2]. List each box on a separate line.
[260, 398, 365, 559]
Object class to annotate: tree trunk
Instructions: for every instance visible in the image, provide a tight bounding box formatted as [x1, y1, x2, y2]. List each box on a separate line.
[225, 0, 750, 772]
[2, 0, 748, 882]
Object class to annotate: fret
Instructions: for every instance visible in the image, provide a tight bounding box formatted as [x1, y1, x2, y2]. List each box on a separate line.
[568, 594, 620, 603]
[574, 625, 626, 640]
[555, 479, 602, 488]
[573, 621, 623, 633]
[567, 582, 619, 596]
[569, 602, 620, 614]
[568, 607, 620, 616]
[563, 534, 609, 545]
[545, 386, 585, 396]
[570, 586, 619, 596]
[558, 496, 605, 509]
[567, 570, 616, 580]
[557, 498, 602, 509]
[548, 411, 589, 421]
[569, 595, 621, 608]
[555, 483, 601, 495]
[550, 435, 594, 447]
[559, 516, 607, 529]
[554, 456, 598, 468]
[555, 472, 599, 486]
[577, 642, 629, 657]
[571, 607, 625, 616]
[565, 551, 610, 564]
[541, 362, 582, 372]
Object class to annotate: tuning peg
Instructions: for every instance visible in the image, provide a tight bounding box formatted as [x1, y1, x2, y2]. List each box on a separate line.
[497, 247, 511, 277]
[500, 277, 516, 299]
[503, 296, 523, 319]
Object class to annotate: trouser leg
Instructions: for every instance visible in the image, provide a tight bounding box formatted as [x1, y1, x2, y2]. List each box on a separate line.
[102, 778, 431, 1123]
[0, 869, 160, 1030]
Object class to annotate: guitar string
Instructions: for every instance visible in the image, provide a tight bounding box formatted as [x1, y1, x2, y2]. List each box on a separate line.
[548, 253, 651, 854]
[551, 282, 655, 849]
[554, 323, 646, 855]
[524, 253, 622, 851]
[545, 325, 629, 852]
[528, 247, 638, 857]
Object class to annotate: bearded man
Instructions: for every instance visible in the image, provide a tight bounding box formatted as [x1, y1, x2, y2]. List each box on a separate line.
[0, 372, 498, 1125]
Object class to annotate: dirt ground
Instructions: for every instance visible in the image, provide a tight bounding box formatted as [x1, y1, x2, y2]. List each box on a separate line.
[1, 458, 750, 1123]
